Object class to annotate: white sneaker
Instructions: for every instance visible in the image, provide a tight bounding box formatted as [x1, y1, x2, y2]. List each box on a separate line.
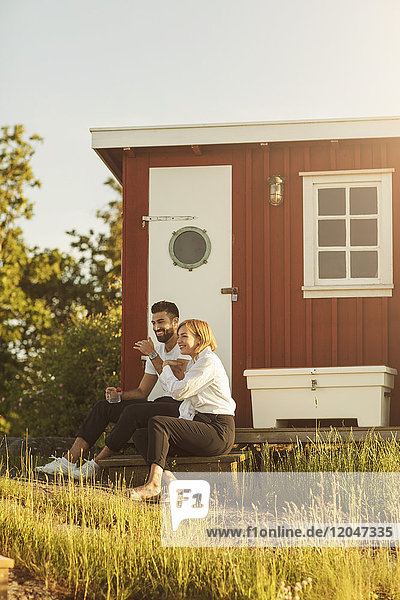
[36, 455, 76, 476]
[73, 459, 101, 481]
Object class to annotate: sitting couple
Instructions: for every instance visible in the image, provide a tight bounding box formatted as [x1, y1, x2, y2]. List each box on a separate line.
[36, 300, 236, 501]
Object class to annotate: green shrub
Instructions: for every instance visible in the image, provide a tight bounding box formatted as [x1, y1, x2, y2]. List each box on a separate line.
[3, 303, 121, 436]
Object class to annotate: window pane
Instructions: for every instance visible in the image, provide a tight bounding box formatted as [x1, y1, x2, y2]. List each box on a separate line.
[318, 188, 346, 215]
[173, 231, 207, 264]
[350, 251, 378, 278]
[350, 187, 377, 214]
[319, 251, 346, 279]
[318, 220, 346, 246]
[350, 219, 377, 246]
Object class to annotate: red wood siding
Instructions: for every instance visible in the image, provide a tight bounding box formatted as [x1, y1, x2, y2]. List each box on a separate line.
[241, 138, 400, 425]
[122, 138, 400, 426]
[122, 151, 149, 390]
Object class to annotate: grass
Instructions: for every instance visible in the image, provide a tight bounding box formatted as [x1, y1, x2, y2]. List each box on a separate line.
[0, 431, 400, 599]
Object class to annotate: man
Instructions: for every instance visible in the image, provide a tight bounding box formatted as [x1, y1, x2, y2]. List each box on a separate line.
[36, 300, 188, 479]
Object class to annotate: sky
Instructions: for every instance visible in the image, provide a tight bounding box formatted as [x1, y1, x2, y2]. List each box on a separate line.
[1, 0, 400, 253]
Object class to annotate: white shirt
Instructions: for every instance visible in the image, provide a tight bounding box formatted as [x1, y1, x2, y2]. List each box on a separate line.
[159, 346, 236, 420]
[144, 343, 187, 396]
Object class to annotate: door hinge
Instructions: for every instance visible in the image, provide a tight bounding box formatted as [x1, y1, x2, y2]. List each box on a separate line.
[142, 215, 196, 228]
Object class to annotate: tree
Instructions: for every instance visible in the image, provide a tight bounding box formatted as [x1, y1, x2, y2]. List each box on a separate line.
[0, 126, 85, 359]
[0, 125, 123, 435]
[0, 126, 97, 409]
[97, 177, 122, 277]
[0, 125, 41, 253]
[67, 177, 122, 313]
[0, 126, 58, 381]
[3, 300, 122, 436]
[0, 125, 44, 347]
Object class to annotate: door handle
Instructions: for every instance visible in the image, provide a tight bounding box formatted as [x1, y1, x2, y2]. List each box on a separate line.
[221, 286, 238, 301]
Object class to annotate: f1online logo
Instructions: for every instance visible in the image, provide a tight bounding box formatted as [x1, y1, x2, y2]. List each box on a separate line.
[169, 480, 210, 531]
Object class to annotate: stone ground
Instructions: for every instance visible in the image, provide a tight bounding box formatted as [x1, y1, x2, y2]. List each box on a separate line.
[8, 567, 74, 600]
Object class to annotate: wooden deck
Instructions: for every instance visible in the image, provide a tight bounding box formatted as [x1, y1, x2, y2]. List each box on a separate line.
[234, 426, 400, 444]
[97, 426, 400, 482]
[96, 427, 400, 485]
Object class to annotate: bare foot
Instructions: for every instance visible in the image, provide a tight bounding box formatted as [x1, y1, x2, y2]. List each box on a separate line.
[162, 470, 177, 486]
[160, 471, 177, 502]
[126, 482, 161, 500]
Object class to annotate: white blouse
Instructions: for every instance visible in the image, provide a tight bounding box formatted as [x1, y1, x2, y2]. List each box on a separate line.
[158, 346, 236, 420]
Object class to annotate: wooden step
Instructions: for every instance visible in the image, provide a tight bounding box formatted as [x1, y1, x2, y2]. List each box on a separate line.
[98, 451, 251, 486]
[0, 556, 14, 600]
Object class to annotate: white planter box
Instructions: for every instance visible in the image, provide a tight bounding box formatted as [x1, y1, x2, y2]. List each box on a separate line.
[244, 366, 397, 428]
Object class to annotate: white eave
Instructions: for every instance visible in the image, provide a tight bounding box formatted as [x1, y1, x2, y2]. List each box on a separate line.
[90, 115, 400, 149]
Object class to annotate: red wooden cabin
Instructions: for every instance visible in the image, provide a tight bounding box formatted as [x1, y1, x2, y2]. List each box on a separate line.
[91, 116, 400, 427]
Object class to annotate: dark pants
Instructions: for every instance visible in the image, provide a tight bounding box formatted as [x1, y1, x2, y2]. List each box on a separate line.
[133, 413, 235, 470]
[76, 396, 181, 452]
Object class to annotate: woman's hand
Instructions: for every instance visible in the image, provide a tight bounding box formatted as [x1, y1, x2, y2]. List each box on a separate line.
[162, 359, 188, 380]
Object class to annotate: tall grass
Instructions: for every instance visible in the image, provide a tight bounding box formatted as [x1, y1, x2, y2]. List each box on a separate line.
[1, 432, 400, 600]
[259, 429, 400, 473]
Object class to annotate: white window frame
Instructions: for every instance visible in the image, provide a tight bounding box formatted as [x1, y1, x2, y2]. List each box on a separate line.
[300, 169, 394, 298]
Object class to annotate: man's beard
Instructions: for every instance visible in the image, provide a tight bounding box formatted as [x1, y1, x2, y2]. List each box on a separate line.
[155, 328, 174, 343]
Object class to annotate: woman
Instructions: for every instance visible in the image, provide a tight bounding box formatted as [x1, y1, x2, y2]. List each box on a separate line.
[129, 319, 236, 500]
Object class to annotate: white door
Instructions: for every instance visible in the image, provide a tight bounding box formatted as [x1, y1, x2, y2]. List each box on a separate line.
[147, 165, 232, 400]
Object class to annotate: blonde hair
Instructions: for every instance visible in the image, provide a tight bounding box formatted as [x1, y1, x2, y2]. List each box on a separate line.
[177, 319, 217, 357]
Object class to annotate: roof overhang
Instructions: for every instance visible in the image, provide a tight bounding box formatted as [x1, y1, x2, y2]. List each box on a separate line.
[90, 115, 400, 183]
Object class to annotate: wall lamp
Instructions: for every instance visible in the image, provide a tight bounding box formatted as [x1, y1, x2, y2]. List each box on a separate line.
[268, 175, 285, 206]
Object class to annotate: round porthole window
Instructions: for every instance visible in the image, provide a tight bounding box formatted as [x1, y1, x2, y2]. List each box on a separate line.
[169, 226, 211, 270]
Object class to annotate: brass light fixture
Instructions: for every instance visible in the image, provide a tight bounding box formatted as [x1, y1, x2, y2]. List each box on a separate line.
[268, 175, 285, 206]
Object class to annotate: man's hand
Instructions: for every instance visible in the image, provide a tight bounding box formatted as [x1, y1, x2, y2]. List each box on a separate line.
[162, 359, 188, 380]
[133, 337, 155, 356]
[105, 386, 117, 401]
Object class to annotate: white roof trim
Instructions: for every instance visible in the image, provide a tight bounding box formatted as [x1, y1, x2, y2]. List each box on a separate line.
[300, 168, 395, 176]
[90, 116, 400, 149]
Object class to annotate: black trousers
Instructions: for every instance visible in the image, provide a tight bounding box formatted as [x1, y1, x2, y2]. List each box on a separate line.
[76, 396, 181, 452]
[133, 413, 235, 470]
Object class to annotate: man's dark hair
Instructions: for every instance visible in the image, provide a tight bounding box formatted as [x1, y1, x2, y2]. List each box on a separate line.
[151, 300, 179, 320]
